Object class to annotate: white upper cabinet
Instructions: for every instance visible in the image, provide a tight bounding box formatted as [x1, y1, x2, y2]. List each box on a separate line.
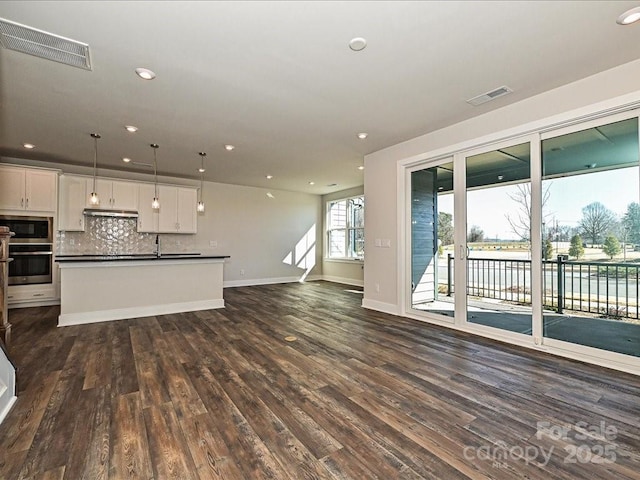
[58, 175, 87, 231]
[0, 166, 57, 212]
[137, 183, 159, 233]
[157, 185, 197, 233]
[176, 187, 197, 233]
[88, 178, 138, 210]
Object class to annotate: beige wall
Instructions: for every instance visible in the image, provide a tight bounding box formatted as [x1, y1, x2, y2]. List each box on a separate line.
[322, 186, 365, 287]
[195, 182, 323, 285]
[363, 58, 640, 314]
[0, 158, 324, 286]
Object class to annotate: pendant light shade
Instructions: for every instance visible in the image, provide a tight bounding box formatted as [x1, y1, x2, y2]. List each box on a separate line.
[197, 152, 206, 213]
[89, 133, 101, 205]
[151, 143, 160, 210]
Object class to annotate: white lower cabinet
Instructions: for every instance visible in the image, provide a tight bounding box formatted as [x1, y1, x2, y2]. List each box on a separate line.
[7, 284, 56, 306]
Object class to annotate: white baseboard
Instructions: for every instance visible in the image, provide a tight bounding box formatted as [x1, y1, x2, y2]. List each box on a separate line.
[224, 276, 313, 288]
[361, 298, 401, 315]
[58, 299, 225, 326]
[321, 275, 364, 287]
[224, 276, 299, 288]
[223, 274, 362, 288]
[0, 395, 17, 426]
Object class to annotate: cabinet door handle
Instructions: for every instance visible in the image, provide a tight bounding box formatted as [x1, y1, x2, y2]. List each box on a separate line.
[33, 293, 45, 297]
[26, 198, 29, 208]
[21, 198, 24, 207]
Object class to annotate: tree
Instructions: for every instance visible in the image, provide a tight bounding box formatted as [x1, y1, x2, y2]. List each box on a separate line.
[622, 202, 640, 245]
[555, 225, 575, 243]
[467, 225, 484, 243]
[603, 235, 621, 259]
[437, 212, 454, 247]
[579, 202, 616, 246]
[505, 183, 552, 242]
[568, 234, 584, 259]
[543, 237, 554, 260]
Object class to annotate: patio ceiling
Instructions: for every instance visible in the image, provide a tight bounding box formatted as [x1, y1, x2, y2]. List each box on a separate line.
[435, 117, 639, 192]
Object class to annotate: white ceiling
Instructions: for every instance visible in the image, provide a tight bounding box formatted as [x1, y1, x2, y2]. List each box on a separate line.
[2, 1, 640, 194]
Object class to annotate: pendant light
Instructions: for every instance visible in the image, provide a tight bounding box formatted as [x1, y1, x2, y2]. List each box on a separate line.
[150, 143, 160, 209]
[197, 152, 206, 213]
[89, 133, 101, 205]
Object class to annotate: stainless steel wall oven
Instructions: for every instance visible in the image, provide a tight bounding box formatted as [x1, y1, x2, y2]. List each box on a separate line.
[0, 216, 53, 285]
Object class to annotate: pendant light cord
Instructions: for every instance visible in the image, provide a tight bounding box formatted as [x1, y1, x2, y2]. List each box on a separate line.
[151, 143, 159, 198]
[91, 133, 100, 198]
[91, 133, 100, 192]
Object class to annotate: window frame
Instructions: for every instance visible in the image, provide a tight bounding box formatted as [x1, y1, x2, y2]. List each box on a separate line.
[326, 194, 365, 261]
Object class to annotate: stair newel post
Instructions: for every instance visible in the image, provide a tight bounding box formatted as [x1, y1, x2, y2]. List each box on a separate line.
[0, 226, 14, 347]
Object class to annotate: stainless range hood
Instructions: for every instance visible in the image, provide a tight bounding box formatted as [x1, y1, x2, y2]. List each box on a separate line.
[83, 208, 139, 218]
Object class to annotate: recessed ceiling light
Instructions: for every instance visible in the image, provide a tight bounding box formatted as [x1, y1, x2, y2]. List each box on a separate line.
[198, 167, 206, 173]
[135, 67, 156, 80]
[309, 181, 315, 185]
[349, 37, 367, 51]
[357, 132, 368, 139]
[125, 125, 138, 133]
[358, 166, 365, 170]
[22, 143, 35, 149]
[617, 7, 640, 25]
[437, 186, 444, 191]
[266, 192, 275, 199]
[266, 175, 273, 179]
[122, 157, 131, 163]
[497, 175, 504, 180]
[224, 144, 235, 151]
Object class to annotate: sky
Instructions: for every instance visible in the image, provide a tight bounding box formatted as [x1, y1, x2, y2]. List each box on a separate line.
[438, 166, 639, 241]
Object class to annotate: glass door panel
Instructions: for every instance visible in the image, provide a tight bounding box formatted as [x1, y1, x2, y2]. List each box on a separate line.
[541, 116, 640, 357]
[410, 160, 455, 320]
[465, 143, 533, 335]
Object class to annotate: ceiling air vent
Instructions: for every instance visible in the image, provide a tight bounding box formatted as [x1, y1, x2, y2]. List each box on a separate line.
[466, 85, 513, 106]
[0, 17, 91, 70]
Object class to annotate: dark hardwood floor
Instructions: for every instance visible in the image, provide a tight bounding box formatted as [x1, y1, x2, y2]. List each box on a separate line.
[0, 281, 638, 479]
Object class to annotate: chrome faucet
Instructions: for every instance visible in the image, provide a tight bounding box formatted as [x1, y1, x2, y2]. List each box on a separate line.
[155, 234, 161, 257]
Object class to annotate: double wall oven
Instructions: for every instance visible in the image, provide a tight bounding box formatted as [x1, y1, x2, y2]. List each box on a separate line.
[0, 215, 53, 285]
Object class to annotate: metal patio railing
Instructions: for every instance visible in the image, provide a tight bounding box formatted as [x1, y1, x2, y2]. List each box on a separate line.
[446, 254, 640, 320]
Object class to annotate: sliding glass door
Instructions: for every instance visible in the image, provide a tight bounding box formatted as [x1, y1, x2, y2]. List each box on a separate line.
[464, 142, 533, 336]
[407, 111, 640, 366]
[541, 116, 640, 357]
[409, 159, 455, 321]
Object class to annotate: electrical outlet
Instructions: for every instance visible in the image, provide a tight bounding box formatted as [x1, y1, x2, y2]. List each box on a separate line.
[375, 283, 380, 293]
[176, 240, 181, 246]
[69, 239, 75, 246]
[240, 269, 245, 276]
[209, 240, 217, 248]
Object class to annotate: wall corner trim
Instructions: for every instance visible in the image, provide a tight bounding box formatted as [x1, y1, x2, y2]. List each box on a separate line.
[361, 298, 401, 316]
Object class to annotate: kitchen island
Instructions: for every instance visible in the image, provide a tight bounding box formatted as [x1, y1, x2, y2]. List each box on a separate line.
[56, 254, 229, 326]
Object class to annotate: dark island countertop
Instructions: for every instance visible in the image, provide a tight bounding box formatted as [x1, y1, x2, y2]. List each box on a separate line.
[56, 253, 230, 262]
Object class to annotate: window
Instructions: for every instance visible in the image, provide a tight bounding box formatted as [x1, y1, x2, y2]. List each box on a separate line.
[327, 195, 364, 259]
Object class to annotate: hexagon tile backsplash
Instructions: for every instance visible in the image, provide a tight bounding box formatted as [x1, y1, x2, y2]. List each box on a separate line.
[56, 217, 195, 255]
